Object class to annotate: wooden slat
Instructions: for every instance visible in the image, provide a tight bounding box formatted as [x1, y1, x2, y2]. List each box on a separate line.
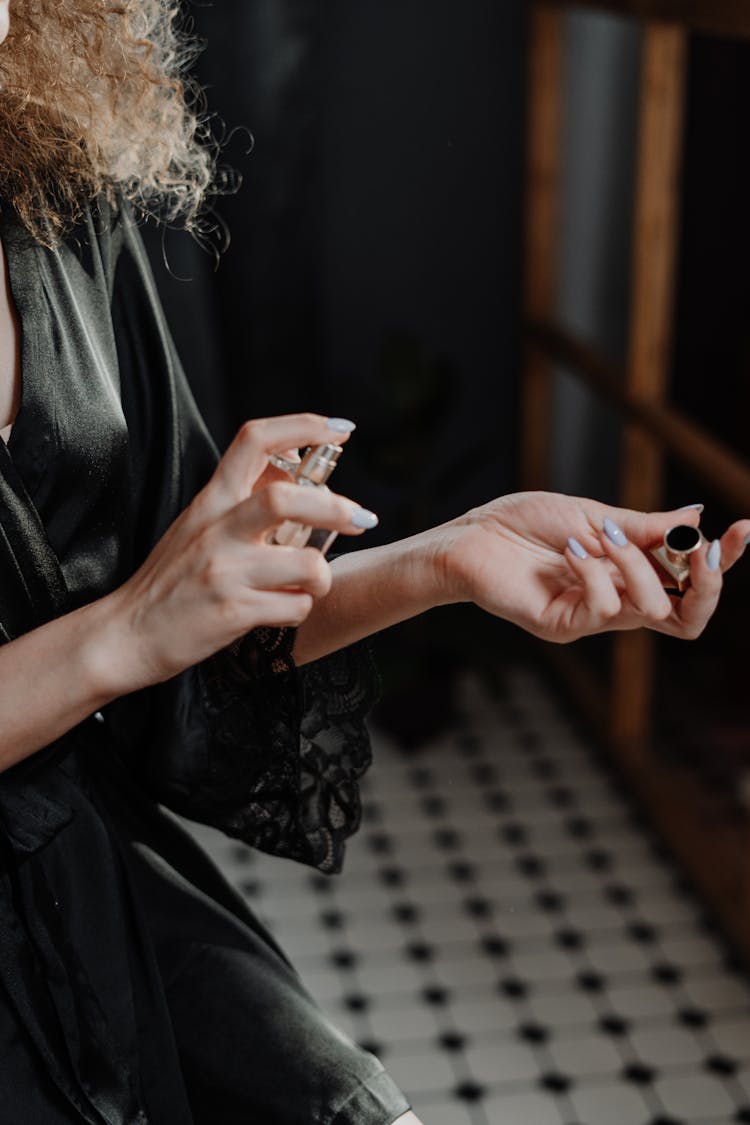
[541, 0, 750, 41]
[525, 320, 750, 513]
[521, 6, 564, 490]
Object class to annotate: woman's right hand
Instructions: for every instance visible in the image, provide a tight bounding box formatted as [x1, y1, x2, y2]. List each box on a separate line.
[107, 414, 375, 689]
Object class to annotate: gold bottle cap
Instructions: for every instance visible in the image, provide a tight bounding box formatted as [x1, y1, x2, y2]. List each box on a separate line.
[296, 443, 343, 485]
[663, 524, 704, 566]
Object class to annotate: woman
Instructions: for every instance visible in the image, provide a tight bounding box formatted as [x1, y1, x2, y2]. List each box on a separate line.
[0, 1, 746, 1123]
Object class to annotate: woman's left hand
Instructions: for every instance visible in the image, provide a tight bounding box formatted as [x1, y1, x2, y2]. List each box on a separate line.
[441, 491, 750, 643]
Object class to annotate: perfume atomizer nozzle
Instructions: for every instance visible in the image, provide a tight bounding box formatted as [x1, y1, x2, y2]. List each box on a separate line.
[649, 523, 708, 596]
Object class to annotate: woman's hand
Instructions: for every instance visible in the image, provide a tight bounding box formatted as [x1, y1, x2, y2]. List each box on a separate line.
[107, 414, 374, 688]
[440, 491, 750, 643]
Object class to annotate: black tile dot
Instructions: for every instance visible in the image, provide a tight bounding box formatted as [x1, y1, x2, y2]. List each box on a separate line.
[454, 1081, 485, 1103]
[677, 1007, 709, 1028]
[438, 1031, 467, 1052]
[518, 1022, 549, 1044]
[481, 935, 511, 958]
[433, 828, 462, 851]
[705, 1054, 737, 1076]
[555, 928, 585, 951]
[531, 757, 558, 780]
[585, 848, 613, 872]
[464, 896, 493, 919]
[358, 1040, 385, 1058]
[735, 1109, 750, 1123]
[499, 977, 528, 999]
[457, 734, 481, 757]
[500, 822, 528, 846]
[447, 860, 476, 884]
[648, 1118, 682, 1125]
[408, 767, 434, 789]
[320, 909, 346, 930]
[604, 883, 635, 906]
[239, 879, 261, 898]
[421, 796, 447, 818]
[343, 993, 369, 1012]
[485, 790, 512, 813]
[405, 941, 434, 963]
[623, 1063, 656, 1085]
[536, 890, 566, 913]
[422, 985, 450, 1006]
[565, 816, 594, 840]
[361, 800, 382, 824]
[367, 832, 394, 856]
[547, 786, 576, 808]
[539, 1073, 572, 1093]
[599, 1014, 630, 1036]
[517, 729, 541, 750]
[576, 971, 605, 993]
[392, 902, 420, 925]
[627, 921, 659, 944]
[516, 854, 546, 879]
[471, 763, 498, 786]
[651, 962, 683, 986]
[330, 949, 358, 970]
[309, 874, 334, 894]
[379, 866, 406, 888]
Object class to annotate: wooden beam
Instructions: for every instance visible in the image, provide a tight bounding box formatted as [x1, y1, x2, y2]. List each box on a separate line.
[521, 6, 564, 490]
[526, 319, 750, 514]
[539, 0, 750, 41]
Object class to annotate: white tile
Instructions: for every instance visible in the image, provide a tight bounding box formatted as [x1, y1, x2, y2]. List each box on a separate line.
[709, 1013, 750, 1060]
[528, 993, 599, 1029]
[450, 998, 518, 1034]
[548, 1032, 624, 1077]
[435, 956, 503, 989]
[659, 934, 723, 969]
[357, 961, 430, 996]
[656, 1073, 736, 1119]
[570, 1081, 650, 1125]
[381, 1048, 456, 1095]
[369, 1004, 443, 1043]
[296, 967, 348, 1002]
[408, 1102, 475, 1125]
[464, 1040, 541, 1084]
[483, 1089, 565, 1125]
[630, 1025, 705, 1067]
[684, 969, 750, 1012]
[511, 950, 577, 982]
[605, 983, 678, 1019]
[586, 943, 651, 975]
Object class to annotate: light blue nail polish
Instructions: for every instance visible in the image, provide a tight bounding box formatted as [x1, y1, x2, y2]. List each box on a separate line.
[604, 517, 628, 548]
[567, 536, 588, 560]
[707, 539, 721, 571]
[352, 508, 378, 530]
[678, 503, 704, 513]
[744, 532, 750, 547]
[327, 417, 356, 433]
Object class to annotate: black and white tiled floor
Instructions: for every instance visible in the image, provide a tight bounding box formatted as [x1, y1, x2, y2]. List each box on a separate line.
[188, 665, 750, 1125]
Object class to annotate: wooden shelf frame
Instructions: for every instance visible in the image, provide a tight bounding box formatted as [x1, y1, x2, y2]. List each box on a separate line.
[521, 1, 750, 958]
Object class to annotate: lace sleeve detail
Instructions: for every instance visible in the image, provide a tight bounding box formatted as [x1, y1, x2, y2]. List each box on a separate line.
[181, 627, 380, 874]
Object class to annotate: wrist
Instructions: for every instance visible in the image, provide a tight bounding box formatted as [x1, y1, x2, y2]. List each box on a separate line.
[414, 522, 472, 608]
[77, 588, 153, 704]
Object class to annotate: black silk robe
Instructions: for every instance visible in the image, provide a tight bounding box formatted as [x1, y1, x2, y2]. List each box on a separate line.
[0, 203, 408, 1125]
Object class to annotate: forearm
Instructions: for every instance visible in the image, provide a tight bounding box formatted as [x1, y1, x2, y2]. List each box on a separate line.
[292, 528, 459, 665]
[0, 592, 136, 771]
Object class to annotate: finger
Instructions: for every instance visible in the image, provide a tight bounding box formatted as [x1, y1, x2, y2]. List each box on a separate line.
[243, 590, 315, 629]
[597, 517, 673, 620]
[243, 545, 332, 599]
[597, 503, 704, 550]
[225, 481, 379, 541]
[716, 519, 750, 574]
[206, 414, 356, 511]
[658, 536, 722, 640]
[563, 537, 622, 629]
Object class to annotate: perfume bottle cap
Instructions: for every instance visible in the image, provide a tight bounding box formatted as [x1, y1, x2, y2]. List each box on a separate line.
[297, 443, 343, 485]
[663, 524, 704, 566]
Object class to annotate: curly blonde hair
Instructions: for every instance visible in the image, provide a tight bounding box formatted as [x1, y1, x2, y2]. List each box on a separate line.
[0, 0, 217, 244]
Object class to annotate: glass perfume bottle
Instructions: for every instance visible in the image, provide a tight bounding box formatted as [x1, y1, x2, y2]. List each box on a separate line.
[269, 443, 343, 555]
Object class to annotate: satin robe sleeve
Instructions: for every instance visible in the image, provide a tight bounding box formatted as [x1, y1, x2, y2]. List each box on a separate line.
[108, 211, 378, 874]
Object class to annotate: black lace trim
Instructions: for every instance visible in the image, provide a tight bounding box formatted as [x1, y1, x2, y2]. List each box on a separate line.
[195, 627, 380, 874]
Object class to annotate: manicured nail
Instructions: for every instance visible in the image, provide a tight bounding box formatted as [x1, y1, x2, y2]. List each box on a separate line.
[603, 518, 628, 548]
[707, 539, 721, 571]
[352, 507, 379, 530]
[678, 503, 704, 513]
[567, 536, 588, 560]
[743, 532, 750, 547]
[327, 417, 356, 433]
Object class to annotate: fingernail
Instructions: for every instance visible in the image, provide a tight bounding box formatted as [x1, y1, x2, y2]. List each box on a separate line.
[678, 503, 704, 513]
[707, 539, 721, 571]
[604, 517, 628, 548]
[327, 417, 356, 433]
[567, 536, 588, 560]
[352, 507, 378, 530]
[743, 532, 750, 547]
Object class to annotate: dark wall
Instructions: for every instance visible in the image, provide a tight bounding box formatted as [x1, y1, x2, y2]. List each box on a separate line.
[147, 0, 526, 543]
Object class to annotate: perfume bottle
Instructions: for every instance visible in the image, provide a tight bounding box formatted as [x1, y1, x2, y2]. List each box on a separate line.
[269, 443, 343, 555]
[649, 524, 708, 596]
